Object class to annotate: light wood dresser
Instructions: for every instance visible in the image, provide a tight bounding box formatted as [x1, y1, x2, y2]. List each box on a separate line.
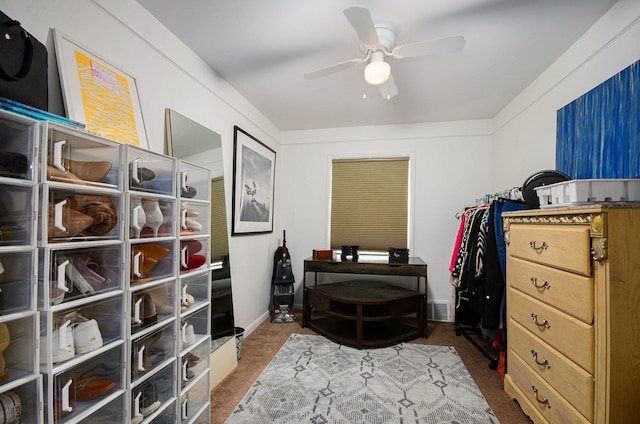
[503, 205, 640, 424]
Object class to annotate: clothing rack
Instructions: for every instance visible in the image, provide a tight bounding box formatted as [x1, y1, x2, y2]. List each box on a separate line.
[450, 190, 527, 370]
[474, 187, 523, 206]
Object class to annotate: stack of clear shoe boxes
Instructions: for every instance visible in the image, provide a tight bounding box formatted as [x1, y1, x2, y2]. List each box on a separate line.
[176, 161, 211, 424]
[126, 146, 179, 423]
[0, 110, 42, 423]
[125, 147, 211, 423]
[0, 109, 212, 422]
[39, 120, 127, 422]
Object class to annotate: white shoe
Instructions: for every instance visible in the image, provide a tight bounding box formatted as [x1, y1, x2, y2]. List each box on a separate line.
[180, 294, 195, 312]
[73, 317, 103, 354]
[185, 218, 203, 231]
[142, 199, 164, 237]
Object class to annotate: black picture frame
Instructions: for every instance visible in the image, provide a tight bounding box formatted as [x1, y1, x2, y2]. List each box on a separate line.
[231, 126, 275, 235]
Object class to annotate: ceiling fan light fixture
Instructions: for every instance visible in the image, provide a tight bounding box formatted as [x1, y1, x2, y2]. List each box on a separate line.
[364, 52, 390, 85]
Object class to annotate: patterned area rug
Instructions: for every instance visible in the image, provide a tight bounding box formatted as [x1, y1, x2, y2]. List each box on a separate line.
[225, 334, 499, 423]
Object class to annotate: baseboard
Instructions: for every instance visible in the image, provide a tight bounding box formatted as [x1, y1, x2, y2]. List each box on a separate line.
[243, 310, 271, 337]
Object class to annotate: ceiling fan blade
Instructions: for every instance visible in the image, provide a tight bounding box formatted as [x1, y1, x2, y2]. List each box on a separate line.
[391, 35, 465, 59]
[379, 73, 398, 100]
[343, 6, 380, 47]
[303, 58, 365, 80]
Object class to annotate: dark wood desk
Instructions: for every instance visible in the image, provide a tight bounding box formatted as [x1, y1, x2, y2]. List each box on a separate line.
[302, 257, 428, 348]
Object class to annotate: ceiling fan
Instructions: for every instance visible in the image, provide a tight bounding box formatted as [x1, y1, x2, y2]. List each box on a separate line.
[304, 6, 465, 100]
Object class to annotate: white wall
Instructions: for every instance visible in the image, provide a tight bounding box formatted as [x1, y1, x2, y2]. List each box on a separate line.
[491, 0, 640, 190]
[280, 121, 493, 310]
[1, 0, 282, 332]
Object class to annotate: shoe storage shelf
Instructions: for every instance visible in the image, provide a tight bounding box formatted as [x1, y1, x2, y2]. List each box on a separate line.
[1, 109, 44, 424]
[1, 109, 213, 422]
[177, 161, 211, 424]
[38, 120, 128, 423]
[126, 146, 180, 424]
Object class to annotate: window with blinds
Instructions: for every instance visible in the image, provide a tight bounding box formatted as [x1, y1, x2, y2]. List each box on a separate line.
[331, 157, 409, 251]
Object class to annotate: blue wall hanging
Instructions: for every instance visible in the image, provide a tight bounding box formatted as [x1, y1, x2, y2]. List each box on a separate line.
[556, 59, 640, 179]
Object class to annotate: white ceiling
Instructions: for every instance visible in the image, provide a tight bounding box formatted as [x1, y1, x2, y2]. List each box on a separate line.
[136, 0, 617, 131]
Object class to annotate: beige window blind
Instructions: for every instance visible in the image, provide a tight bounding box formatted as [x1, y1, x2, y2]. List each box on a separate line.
[331, 157, 408, 251]
[211, 177, 229, 262]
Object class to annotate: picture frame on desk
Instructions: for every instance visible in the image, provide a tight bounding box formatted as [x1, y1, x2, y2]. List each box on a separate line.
[231, 126, 275, 235]
[53, 29, 149, 149]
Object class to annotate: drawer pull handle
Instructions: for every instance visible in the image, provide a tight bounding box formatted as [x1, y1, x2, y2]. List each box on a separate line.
[531, 386, 551, 408]
[530, 277, 550, 290]
[531, 350, 551, 369]
[529, 240, 548, 251]
[531, 313, 551, 329]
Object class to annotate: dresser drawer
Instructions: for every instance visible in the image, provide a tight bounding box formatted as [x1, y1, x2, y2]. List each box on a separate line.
[508, 352, 591, 424]
[509, 224, 591, 276]
[508, 257, 594, 324]
[509, 289, 594, 373]
[509, 319, 594, 420]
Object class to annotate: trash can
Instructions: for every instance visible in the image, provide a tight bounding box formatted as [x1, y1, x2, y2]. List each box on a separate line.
[235, 327, 245, 360]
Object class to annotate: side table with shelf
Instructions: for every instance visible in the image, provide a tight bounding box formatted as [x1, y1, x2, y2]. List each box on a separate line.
[302, 257, 428, 348]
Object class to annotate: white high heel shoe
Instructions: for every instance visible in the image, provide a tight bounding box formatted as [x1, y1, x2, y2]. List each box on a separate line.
[142, 199, 163, 237]
[130, 197, 146, 239]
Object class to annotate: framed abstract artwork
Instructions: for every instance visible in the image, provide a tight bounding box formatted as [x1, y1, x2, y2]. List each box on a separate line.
[53, 29, 148, 149]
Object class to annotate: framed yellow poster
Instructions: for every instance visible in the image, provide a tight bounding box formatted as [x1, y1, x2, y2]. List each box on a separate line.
[53, 29, 148, 149]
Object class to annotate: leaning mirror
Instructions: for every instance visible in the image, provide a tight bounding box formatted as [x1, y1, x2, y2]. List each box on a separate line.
[165, 108, 234, 352]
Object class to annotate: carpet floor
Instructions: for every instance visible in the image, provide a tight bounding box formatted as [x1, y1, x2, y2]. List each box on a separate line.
[211, 318, 532, 424]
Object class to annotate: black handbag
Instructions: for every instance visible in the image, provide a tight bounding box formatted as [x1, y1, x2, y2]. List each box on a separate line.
[0, 11, 48, 111]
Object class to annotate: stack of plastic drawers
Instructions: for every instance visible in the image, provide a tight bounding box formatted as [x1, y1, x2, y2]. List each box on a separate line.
[0, 110, 42, 423]
[39, 120, 127, 422]
[126, 146, 179, 424]
[176, 161, 211, 424]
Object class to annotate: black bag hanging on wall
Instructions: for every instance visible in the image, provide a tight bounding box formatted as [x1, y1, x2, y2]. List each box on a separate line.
[0, 11, 48, 111]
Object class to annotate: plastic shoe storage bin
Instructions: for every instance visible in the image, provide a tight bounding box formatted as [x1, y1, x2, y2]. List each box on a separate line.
[40, 243, 123, 308]
[179, 370, 209, 423]
[0, 182, 37, 247]
[179, 338, 210, 391]
[1, 314, 38, 383]
[44, 344, 124, 423]
[179, 305, 209, 351]
[127, 146, 177, 196]
[42, 187, 122, 243]
[178, 162, 211, 202]
[130, 359, 176, 423]
[178, 200, 211, 238]
[131, 321, 176, 382]
[180, 271, 210, 315]
[0, 249, 36, 315]
[129, 195, 176, 240]
[131, 281, 176, 335]
[179, 237, 210, 275]
[40, 296, 124, 368]
[0, 109, 39, 182]
[42, 122, 123, 189]
[0, 376, 41, 423]
[130, 240, 176, 286]
[535, 178, 640, 207]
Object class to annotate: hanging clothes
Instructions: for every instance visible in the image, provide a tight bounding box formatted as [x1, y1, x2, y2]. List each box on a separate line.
[449, 197, 527, 339]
